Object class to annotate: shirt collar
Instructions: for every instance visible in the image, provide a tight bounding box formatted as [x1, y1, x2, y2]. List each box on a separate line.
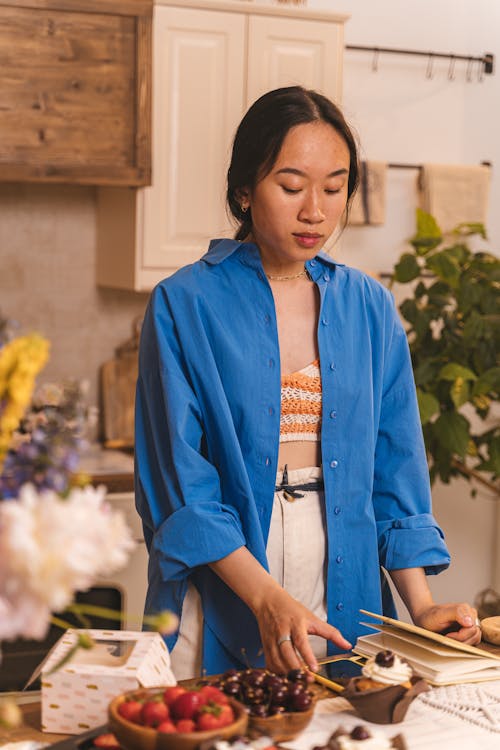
[201, 238, 343, 279]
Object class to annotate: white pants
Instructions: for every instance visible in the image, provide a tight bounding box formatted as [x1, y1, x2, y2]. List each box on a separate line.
[170, 466, 327, 679]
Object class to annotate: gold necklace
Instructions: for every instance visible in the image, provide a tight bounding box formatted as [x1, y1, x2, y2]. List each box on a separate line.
[266, 268, 308, 281]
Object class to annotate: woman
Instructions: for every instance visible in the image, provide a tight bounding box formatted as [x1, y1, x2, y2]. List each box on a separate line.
[135, 86, 480, 679]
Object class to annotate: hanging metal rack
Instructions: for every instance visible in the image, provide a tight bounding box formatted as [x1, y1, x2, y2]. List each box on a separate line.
[385, 161, 492, 170]
[345, 44, 494, 79]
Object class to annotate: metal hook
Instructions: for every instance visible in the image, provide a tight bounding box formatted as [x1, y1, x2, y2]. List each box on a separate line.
[426, 52, 434, 79]
[372, 47, 379, 72]
[466, 57, 473, 82]
[478, 58, 484, 82]
[448, 54, 456, 80]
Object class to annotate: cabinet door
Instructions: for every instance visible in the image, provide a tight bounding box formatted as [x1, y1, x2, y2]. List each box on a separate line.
[139, 5, 245, 284]
[247, 14, 343, 107]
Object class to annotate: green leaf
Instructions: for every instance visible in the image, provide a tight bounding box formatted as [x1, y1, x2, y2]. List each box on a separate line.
[414, 281, 427, 299]
[399, 298, 419, 325]
[393, 253, 421, 283]
[410, 209, 442, 254]
[475, 436, 500, 475]
[457, 277, 482, 316]
[453, 221, 487, 239]
[438, 363, 477, 381]
[433, 411, 470, 458]
[472, 367, 500, 396]
[463, 311, 486, 341]
[416, 209, 442, 239]
[426, 250, 461, 287]
[414, 359, 442, 387]
[450, 378, 471, 409]
[417, 389, 440, 424]
[445, 243, 470, 265]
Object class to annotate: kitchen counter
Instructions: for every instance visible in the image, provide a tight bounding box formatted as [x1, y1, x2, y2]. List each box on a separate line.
[78, 445, 134, 494]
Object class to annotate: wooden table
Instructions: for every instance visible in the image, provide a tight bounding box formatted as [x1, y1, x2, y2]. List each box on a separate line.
[3, 669, 500, 750]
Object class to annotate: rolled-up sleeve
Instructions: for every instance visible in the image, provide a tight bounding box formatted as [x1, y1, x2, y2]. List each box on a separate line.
[135, 287, 246, 583]
[373, 296, 450, 575]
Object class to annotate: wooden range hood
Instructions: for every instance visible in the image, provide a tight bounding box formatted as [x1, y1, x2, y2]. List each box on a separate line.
[0, 0, 152, 186]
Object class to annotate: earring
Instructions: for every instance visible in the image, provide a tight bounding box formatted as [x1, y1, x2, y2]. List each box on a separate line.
[241, 204, 248, 214]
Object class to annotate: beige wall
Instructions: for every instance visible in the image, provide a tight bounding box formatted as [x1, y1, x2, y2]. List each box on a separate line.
[0, 183, 149, 437]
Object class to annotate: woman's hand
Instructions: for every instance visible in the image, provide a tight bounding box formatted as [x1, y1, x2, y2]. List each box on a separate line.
[253, 584, 351, 673]
[413, 603, 481, 645]
[389, 568, 481, 645]
[210, 546, 351, 673]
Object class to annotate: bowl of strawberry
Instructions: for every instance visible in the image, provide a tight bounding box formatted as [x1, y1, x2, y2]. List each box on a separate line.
[108, 684, 247, 750]
[203, 668, 316, 742]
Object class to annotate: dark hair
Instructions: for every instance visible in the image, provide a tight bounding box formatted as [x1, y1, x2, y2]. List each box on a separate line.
[226, 86, 360, 241]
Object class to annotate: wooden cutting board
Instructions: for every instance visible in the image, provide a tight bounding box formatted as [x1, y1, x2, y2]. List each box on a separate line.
[100, 319, 141, 449]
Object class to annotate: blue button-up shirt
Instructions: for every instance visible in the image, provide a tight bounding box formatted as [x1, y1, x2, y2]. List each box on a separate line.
[135, 239, 450, 674]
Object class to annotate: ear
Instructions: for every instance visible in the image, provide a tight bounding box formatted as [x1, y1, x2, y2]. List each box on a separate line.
[235, 188, 250, 211]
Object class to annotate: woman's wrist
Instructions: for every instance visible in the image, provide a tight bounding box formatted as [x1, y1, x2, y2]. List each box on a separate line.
[209, 546, 283, 614]
[388, 567, 435, 623]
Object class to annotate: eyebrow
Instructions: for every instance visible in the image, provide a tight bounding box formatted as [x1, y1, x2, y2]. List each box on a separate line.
[275, 167, 349, 178]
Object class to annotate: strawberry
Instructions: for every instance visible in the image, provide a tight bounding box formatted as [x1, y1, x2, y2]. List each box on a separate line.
[198, 685, 229, 705]
[117, 699, 143, 724]
[175, 719, 196, 732]
[171, 690, 203, 720]
[196, 702, 234, 731]
[140, 699, 170, 727]
[157, 720, 177, 734]
[93, 733, 121, 749]
[163, 685, 187, 706]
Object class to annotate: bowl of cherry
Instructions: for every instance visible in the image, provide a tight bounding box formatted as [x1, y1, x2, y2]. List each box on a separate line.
[204, 667, 316, 742]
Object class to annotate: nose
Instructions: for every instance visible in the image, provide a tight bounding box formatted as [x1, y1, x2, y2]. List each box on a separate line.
[298, 188, 325, 223]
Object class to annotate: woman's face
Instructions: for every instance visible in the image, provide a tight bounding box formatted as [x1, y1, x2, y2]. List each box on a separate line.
[245, 120, 351, 272]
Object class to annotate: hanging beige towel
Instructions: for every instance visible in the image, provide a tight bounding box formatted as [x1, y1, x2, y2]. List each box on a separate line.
[419, 163, 490, 231]
[348, 160, 387, 225]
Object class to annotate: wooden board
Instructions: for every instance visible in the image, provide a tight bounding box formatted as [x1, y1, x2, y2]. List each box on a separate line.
[0, 0, 152, 185]
[101, 349, 138, 449]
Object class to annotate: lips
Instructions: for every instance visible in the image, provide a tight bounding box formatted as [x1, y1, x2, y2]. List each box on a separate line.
[293, 233, 323, 248]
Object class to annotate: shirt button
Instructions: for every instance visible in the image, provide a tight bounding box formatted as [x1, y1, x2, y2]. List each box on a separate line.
[268, 406, 274, 416]
[323, 273, 330, 281]
[330, 362, 335, 370]
[336, 555, 343, 564]
[265, 457, 271, 466]
[330, 460, 338, 468]
[334, 506, 341, 515]
[336, 602, 344, 611]
[310, 260, 317, 266]
[330, 410, 337, 419]
[264, 313, 271, 324]
[321, 318, 328, 326]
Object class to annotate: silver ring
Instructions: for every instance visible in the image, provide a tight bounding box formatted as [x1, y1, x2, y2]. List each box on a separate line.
[475, 617, 481, 627]
[277, 635, 292, 648]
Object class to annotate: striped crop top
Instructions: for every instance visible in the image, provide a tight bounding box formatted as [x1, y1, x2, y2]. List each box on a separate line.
[280, 359, 322, 442]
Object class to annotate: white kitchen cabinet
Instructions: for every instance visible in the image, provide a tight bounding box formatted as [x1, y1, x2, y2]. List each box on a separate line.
[97, 0, 348, 291]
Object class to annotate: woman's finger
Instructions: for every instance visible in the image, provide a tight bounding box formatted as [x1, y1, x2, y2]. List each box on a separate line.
[446, 624, 482, 646]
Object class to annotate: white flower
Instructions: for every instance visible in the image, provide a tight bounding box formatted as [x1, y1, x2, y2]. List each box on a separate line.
[0, 484, 136, 641]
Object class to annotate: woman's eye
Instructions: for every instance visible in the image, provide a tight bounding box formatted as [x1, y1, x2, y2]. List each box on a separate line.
[325, 187, 342, 195]
[281, 186, 301, 194]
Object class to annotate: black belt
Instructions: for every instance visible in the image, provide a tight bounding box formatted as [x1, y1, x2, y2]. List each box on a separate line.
[275, 464, 324, 499]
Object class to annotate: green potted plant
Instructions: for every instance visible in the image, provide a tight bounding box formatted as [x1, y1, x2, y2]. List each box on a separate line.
[390, 209, 500, 495]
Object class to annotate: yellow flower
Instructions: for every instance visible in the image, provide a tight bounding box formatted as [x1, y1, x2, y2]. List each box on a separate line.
[0, 334, 50, 468]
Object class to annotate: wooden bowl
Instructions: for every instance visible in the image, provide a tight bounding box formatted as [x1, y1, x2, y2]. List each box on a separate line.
[248, 704, 315, 742]
[108, 688, 248, 750]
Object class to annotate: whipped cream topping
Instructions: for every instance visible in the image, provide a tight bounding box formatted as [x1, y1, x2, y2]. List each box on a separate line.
[361, 653, 412, 685]
[336, 730, 394, 750]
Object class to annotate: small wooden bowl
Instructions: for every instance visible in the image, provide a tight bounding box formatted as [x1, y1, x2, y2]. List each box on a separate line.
[248, 704, 315, 742]
[109, 688, 248, 750]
